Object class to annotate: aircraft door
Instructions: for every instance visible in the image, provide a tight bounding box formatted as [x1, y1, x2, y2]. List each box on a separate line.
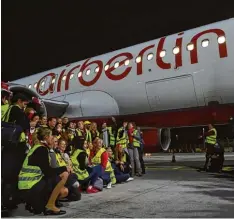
[146, 75, 198, 111]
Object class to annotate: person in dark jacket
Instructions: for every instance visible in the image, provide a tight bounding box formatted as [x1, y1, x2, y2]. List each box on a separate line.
[70, 139, 101, 193]
[114, 144, 132, 175]
[107, 147, 133, 183]
[18, 127, 69, 215]
[1, 93, 30, 210]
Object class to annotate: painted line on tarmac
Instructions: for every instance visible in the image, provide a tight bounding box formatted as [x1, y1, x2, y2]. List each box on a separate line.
[145, 166, 192, 170]
[145, 166, 234, 171]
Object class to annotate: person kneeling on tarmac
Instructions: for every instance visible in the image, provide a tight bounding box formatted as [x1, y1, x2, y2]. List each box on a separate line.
[106, 147, 134, 183]
[91, 138, 116, 189]
[115, 144, 132, 175]
[53, 139, 81, 201]
[18, 127, 69, 215]
[70, 139, 103, 193]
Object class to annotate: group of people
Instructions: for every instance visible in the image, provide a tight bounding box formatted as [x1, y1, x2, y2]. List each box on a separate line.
[1, 85, 146, 216]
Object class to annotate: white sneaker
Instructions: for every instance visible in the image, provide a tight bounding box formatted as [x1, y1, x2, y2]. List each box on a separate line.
[126, 177, 134, 182]
[107, 182, 112, 189]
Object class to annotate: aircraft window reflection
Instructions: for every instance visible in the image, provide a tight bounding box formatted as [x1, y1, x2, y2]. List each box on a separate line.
[104, 64, 109, 71]
[70, 73, 74, 80]
[124, 59, 130, 66]
[52, 78, 55, 84]
[86, 69, 91, 75]
[62, 75, 67, 81]
[34, 83, 37, 88]
[114, 62, 119, 68]
[41, 81, 45, 86]
[28, 84, 32, 89]
[218, 36, 225, 44]
[173, 47, 180, 54]
[147, 53, 154, 61]
[78, 72, 82, 78]
[95, 67, 99, 73]
[159, 50, 166, 58]
[187, 43, 194, 51]
[201, 39, 209, 47]
[136, 56, 141, 63]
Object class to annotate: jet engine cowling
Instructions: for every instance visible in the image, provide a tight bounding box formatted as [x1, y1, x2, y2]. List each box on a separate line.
[157, 128, 171, 151]
[141, 127, 171, 152]
[8, 83, 47, 116]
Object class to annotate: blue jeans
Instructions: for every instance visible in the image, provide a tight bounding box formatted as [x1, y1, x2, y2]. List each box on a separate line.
[79, 165, 103, 186]
[112, 163, 130, 183]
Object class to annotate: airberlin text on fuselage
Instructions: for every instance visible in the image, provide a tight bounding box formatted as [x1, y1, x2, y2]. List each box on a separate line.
[36, 28, 228, 96]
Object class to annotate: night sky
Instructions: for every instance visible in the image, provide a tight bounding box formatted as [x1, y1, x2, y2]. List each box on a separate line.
[2, 2, 234, 82]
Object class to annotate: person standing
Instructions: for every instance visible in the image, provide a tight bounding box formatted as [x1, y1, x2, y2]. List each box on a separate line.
[127, 122, 142, 177]
[199, 124, 217, 171]
[136, 127, 146, 174]
[2, 93, 30, 209]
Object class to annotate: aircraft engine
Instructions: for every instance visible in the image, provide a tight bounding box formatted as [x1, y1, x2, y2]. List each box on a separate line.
[157, 128, 171, 151]
[141, 127, 171, 152]
[8, 83, 47, 116]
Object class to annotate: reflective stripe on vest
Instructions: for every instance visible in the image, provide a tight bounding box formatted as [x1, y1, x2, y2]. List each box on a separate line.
[70, 149, 89, 180]
[133, 130, 140, 147]
[95, 130, 100, 137]
[77, 129, 91, 143]
[55, 152, 67, 167]
[1, 103, 9, 120]
[107, 127, 115, 146]
[76, 129, 83, 136]
[18, 144, 44, 190]
[86, 130, 92, 143]
[205, 128, 217, 145]
[105, 159, 116, 184]
[116, 127, 128, 149]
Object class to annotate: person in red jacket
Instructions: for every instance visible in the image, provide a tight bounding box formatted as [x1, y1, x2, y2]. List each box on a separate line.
[92, 138, 111, 188]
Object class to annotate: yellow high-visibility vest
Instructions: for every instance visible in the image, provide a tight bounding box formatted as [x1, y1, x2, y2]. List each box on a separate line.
[55, 152, 67, 167]
[18, 144, 44, 190]
[205, 128, 217, 145]
[92, 148, 116, 184]
[71, 149, 89, 180]
[133, 130, 140, 147]
[107, 127, 115, 147]
[1, 103, 9, 120]
[116, 127, 128, 149]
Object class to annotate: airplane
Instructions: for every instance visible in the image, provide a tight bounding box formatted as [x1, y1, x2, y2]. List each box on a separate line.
[6, 18, 234, 152]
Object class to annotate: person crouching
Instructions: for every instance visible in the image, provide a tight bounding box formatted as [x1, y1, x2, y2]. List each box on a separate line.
[18, 127, 68, 215]
[107, 147, 134, 183]
[54, 139, 81, 201]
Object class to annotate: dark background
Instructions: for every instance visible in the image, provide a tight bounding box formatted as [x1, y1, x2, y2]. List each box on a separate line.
[2, 1, 234, 82]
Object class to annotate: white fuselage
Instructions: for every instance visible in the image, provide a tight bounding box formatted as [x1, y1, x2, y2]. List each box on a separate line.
[12, 18, 234, 119]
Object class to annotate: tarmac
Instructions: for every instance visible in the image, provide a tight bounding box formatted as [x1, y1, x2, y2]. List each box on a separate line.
[2, 152, 234, 218]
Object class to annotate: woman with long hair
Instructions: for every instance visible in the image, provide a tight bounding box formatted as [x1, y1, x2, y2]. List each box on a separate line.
[18, 127, 70, 215]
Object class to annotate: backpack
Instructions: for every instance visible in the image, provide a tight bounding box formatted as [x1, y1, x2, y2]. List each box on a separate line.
[1, 105, 23, 145]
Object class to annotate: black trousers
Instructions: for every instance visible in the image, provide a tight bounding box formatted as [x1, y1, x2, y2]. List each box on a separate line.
[1, 142, 27, 207]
